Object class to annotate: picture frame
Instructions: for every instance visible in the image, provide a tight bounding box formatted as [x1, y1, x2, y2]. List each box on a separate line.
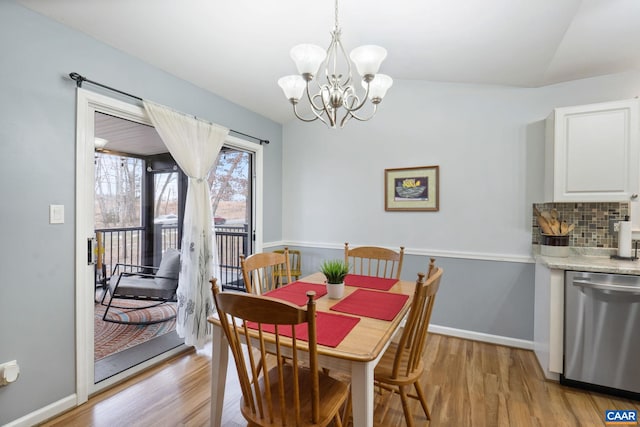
[385, 165, 439, 211]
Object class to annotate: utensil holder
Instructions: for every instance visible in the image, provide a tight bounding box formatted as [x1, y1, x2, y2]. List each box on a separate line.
[540, 234, 570, 257]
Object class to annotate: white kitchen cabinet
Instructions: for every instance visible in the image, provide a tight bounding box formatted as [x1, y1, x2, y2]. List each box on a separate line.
[545, 99, 640, 202]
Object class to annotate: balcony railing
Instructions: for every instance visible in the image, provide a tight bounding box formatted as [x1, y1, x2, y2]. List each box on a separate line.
[97, 226, 144, 274]
[216, 224, 249, 291]
[96, 223, 249, 292]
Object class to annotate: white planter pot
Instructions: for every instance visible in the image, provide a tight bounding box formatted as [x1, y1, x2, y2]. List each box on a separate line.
[326, 282, 345, 299]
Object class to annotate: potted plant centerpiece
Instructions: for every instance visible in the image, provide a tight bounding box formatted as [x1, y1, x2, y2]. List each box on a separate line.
[320, 259, 349, 299]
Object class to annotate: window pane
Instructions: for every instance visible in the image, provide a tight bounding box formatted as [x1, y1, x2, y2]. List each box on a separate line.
[153, 172, 179, 221]
[94, 153, 143, 229]
[208, 149, 249, 225]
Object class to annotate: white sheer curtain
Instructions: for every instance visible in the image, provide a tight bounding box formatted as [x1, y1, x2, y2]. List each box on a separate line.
[143, 100, 229, 348]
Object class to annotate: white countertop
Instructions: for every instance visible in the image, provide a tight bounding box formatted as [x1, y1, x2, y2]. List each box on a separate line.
[534, 246, 640, 275]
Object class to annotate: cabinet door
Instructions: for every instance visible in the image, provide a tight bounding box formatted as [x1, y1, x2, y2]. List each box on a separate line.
[547, 99, 639, 202]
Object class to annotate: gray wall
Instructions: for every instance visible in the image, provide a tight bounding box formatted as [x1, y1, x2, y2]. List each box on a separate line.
[5, 0, 640, 423]
[281, 246, 535, 341]
[0, 2, 282, 424]
[280, 72, 640, 344]
[282, 74, 640, 254]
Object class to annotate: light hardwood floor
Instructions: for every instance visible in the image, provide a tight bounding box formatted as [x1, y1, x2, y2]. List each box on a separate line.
[40, 334, 640, 427]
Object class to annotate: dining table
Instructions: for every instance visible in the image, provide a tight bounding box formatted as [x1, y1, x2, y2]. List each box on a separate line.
[208, 271, 416, 427]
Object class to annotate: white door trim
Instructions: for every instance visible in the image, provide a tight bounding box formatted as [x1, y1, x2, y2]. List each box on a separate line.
[75, 89, 156, 401]
[75, 89, 264, 402]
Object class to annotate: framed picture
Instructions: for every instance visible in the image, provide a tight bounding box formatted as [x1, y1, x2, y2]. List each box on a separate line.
[385, 165, 439, 211]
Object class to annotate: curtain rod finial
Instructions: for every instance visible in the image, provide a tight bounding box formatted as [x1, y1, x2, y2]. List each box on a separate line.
[69, 72, 85, 88]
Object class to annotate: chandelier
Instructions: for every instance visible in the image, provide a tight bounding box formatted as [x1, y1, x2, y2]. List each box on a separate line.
[277, 0, 392, 129]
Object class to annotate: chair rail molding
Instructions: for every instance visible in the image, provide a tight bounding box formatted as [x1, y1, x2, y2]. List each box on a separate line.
[274, 240, 534, 264]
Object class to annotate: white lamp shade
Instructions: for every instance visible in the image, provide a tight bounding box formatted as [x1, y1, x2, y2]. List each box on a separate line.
[363, 74, 393, 100]
[350, 45, 387, 76]
[278, 75, 306, 100]
[290, 44, 327, 76]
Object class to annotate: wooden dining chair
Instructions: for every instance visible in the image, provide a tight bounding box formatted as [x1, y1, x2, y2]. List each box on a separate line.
[240, 248, 292, 294]
[210, 279, 350, 426]
[344, 242, 405, 279]
[273, 247, 302, 284]
[374, 266, 443, 427]
[426, 257, 436, 278]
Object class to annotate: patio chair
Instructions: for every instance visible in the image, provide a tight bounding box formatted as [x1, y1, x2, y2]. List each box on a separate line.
[100, 248, 180, 325]
[344, 242, 405, 279]
[210, 279, 350, 426]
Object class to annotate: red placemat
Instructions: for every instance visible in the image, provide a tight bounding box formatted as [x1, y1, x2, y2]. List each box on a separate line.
[246, 312, 360, 348]
[330, 289, 409, 321]
[344, 274, 398, 291]
[263, 282, 327, 306]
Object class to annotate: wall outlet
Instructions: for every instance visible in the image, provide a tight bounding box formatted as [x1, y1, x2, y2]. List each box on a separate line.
[609, 219, 621, 234]
[0, 360, 19, 386]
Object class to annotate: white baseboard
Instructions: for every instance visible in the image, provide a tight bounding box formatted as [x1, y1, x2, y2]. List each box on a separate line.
[429, 324, 534, 350]
[8, 346, 192, 426]
[5, 394, 77, 427]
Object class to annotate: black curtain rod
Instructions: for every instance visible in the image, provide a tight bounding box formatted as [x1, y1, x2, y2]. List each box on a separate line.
[69, 72, 270, 145]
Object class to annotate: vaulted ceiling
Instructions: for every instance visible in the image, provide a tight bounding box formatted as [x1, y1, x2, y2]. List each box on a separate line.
[19, 0, 640, 124]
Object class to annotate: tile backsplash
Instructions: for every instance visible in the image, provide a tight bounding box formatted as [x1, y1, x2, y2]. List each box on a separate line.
[532, 202, 629, 248]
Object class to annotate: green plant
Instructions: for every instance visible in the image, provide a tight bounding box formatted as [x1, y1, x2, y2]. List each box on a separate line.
[320, 259, 349, 284]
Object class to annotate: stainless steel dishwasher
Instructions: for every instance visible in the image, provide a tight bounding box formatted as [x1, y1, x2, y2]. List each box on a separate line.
[563, 271, 640, 399]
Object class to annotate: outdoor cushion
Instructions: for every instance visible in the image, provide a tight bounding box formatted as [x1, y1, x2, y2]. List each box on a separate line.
[155, 248, 180, 288]
[114, 276, 176, 299]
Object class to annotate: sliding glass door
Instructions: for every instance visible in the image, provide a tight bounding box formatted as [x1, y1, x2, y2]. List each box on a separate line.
[76, 89, 264, 400]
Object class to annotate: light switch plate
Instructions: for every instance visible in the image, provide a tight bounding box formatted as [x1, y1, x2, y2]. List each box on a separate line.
[49, 204, 64, 224]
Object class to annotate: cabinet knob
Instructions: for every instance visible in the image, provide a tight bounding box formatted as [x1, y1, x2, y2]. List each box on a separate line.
[632, 194, 639, 200]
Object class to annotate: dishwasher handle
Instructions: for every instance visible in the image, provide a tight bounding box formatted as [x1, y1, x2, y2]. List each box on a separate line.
[572, 278, 640, 294]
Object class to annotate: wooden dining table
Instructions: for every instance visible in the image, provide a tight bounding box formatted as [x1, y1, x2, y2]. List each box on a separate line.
[208, 272, 416, 427]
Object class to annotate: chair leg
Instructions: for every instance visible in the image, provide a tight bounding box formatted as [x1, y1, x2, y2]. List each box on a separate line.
[341, 389, 352, 427]
[101, 289, 116, 322]
[100, 285, 109, 304]
[398, 385, 415, 427]
[413, 380, 431, 420]
[379, 388, 394, 424]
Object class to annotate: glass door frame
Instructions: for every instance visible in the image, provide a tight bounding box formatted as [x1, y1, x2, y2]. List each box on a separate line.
[75, 89, 263, 401]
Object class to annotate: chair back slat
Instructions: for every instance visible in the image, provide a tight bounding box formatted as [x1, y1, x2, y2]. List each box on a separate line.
[392, 267, 443, 379]
[246, 321, 269, 419]
[217, 303, 256, 414]
[211, 279, 326, 426]
[344, 242, 405, 279]
[241, 249, 292, 294]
